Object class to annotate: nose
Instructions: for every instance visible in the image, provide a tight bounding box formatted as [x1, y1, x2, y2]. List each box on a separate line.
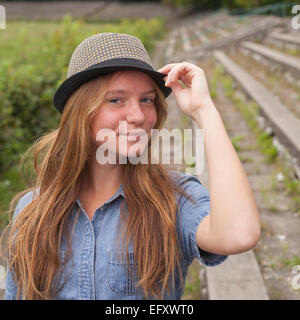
[125, 99, 146, 124]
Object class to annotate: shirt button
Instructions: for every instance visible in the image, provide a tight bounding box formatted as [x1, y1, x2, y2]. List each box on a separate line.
[100, 207, 105, 211]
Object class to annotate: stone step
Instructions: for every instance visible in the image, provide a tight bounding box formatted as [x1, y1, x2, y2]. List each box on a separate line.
[177, 19, 284, 60]
[213, 50, 300, 172]
[206, 251, 269, 300]
[164, 30, 178, 60]
[195, 31, 209, 44]
[215, 29, 231, 38]
[181, 27, 192, 52]
[241, 41, 300, 77]
[269, 32, 300, 46]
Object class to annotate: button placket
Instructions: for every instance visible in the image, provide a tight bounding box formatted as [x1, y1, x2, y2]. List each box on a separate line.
[92, 208, 105, 239]
[79, 214, 95, 299]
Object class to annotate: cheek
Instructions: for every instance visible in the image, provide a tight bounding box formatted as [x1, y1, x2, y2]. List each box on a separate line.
[90, 118, 103, 141]
[147, 109, 157, 128]
[90, 113, 118, 142]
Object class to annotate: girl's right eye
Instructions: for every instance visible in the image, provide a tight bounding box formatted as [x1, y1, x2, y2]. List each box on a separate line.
[109, 98, 122, 104]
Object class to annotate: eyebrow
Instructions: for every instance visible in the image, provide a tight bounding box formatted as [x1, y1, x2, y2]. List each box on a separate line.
[106, 89, 156, 95]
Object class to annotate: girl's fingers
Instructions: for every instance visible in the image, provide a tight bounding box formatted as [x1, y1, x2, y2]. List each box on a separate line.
[167, 63, 192, 85]
[157, 63, 178, 73]
[159, 61, 194, 73]
[159, 62, 199, 88]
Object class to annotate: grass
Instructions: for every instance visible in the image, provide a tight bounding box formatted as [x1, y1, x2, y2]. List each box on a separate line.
[184, 277, 201, 298]
[274, 156, 300, 213]
[230, 136, 245, 152]
[280, 242, 289, 256]
[182, 260, 202, 300]
[217, 68, 278, 164]
[259, 186, 279, 212]
[0, 159, 35, 227]
[257, 132, 278, 163]
[281, 255, 300, 268]
[266, 253, 276, 269]
[288, 49, 300, 56]
[238, 154, 254, 164]
[209, 77, 218, 99]
[259, 220, 271, 234]
[0, 167, 23, 224]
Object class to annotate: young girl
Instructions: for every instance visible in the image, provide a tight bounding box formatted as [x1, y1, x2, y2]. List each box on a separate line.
[3, 32, 260, 300]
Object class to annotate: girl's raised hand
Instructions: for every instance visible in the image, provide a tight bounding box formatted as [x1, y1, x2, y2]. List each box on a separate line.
[158, 61, 213, 120]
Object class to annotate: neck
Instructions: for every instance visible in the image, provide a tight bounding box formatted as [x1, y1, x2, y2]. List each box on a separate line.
[83, 153, 123, 195]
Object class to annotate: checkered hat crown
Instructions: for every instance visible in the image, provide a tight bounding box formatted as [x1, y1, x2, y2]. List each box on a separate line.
[67, 33, 154, 78]
[53, 32, 172, 113]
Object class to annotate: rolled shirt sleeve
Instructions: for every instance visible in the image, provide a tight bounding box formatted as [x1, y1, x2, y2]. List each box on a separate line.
[173, 171, 228, 267]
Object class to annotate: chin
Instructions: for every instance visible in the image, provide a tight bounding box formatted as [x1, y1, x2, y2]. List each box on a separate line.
[118, 146, 148, 161]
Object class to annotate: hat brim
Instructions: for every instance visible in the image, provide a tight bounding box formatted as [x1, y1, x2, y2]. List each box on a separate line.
[53, 58, 172, 113]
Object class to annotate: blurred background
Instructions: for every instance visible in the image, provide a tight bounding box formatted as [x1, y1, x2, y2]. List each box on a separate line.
[0, 0, 299, 300]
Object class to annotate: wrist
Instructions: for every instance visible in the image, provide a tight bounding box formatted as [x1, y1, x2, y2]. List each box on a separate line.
[191, 98, 218, 123]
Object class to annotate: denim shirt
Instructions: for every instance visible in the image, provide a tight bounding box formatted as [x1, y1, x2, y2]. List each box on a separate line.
[5, 170, 228, 300]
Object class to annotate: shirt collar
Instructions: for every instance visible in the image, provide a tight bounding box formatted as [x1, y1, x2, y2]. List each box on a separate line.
[118, 183, 125, 198]
[75, 183, 125, 208]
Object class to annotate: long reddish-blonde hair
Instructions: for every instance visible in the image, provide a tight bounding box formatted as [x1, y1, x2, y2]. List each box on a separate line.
[1, 71, 196, 299]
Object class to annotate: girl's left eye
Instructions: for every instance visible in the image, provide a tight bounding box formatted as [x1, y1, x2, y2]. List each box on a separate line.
[142, 98, 154, 103]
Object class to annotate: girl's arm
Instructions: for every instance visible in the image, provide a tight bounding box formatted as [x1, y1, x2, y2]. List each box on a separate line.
[158, 62, 261, 256]
[193, 99, 260, 255]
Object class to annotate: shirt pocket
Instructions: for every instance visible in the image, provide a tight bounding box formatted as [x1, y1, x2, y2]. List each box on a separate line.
[107, 250, 140, 295]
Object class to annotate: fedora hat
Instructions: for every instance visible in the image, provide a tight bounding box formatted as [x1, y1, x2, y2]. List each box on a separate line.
[53, 32, 172, 113]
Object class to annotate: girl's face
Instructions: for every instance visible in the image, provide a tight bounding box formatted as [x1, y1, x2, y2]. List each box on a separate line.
[90, 70, 158, 161]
